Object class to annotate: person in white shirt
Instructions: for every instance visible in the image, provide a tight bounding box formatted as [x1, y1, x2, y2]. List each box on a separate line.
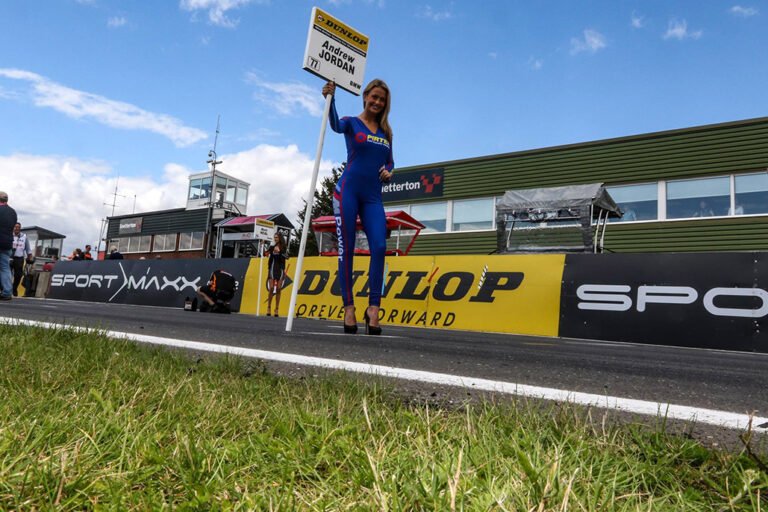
[11, 223, 31, 297]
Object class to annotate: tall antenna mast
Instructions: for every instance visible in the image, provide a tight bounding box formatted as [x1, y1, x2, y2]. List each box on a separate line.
[205, 115, 223, 258]
[106, 175, 127, 217]
[212, 114, 221, 154]
[98, 175, 127, 257]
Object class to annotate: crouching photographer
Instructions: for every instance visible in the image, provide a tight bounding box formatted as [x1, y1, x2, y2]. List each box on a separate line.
[194, 269, 237, 314]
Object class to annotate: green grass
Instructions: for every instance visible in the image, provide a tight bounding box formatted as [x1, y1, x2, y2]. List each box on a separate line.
[0, 324, 766, 511]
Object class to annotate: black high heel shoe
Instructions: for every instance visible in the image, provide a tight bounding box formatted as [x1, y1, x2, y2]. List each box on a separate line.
[343, 307, 358, 334]
[364, 309, 382, 335]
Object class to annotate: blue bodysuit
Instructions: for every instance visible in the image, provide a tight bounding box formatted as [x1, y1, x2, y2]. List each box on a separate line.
[330, 97, 394, 308]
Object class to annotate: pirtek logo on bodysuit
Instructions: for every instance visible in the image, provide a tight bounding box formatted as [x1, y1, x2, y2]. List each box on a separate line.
[51, 263, 201, 302]
[366, 134, 389, 147]
[354, 132, 390, 148]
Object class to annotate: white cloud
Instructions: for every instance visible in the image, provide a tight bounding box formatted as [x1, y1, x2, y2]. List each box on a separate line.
[245, 72, 325, 117]
[0, 68, 207, 147]
[107, 16, 128, 28]
[417, 5, 453, 21]
[570, 29, 607, 55]
[221, 144, 337, 222]
[730, 5, 759, 17]
[326, 0, 386, 5]
[529, 57, 543, 71]
[237, 127, 281, 143]
[0, 146, 336, 255]
[0, 153, 151, 254]
[179, 0, 264, 28]
[663, 19, 703, 40]
[488, 52, 498, 60]
[0, 86, 19, 100]
[631, 11, 645, 28]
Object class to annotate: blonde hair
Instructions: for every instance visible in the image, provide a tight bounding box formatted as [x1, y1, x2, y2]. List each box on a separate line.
[363, 79, 392, 143]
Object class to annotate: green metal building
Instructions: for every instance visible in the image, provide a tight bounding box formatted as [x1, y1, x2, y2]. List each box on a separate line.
[383, 116, 768, 255]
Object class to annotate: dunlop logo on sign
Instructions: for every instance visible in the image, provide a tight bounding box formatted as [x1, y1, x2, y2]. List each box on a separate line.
[314, 7, 369, 54]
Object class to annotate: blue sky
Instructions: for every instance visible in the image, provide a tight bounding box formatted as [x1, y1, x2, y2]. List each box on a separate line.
[1, 1, 766, 253]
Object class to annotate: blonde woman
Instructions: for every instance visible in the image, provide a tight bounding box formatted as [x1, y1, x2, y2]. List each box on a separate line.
[322, 79, 394, 335]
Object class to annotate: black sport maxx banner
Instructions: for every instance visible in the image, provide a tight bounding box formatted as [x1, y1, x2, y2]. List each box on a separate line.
[49, 259, 250, 311]
[560, 253, 768, 352]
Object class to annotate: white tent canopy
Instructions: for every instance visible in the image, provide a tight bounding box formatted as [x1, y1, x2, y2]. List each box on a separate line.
[496, 183, 622, 253]
[496, 183, 621, 215]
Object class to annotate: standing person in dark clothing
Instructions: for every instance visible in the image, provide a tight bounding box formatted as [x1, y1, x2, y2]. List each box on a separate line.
[108, 246, 124, 260]
[11, 223, 31, 296]
[0, 191, 18, 301]
[264, 233, 288, 317]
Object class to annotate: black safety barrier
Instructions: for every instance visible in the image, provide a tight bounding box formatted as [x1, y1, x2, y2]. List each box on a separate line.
[560, 253, 767, 353]
[48, 259, 250, 311]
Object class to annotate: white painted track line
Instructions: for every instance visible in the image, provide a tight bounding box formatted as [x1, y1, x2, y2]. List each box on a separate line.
[3, 317, 766, 431]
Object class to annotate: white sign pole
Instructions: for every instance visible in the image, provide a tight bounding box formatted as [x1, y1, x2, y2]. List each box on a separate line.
[257, 240, 264, 316]
[286, 93, 332, 331]
[288, 7, 368, 331]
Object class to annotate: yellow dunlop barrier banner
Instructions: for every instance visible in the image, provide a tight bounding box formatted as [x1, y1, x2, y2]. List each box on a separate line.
[242, 254, 565, 336]
[421, 254, 564, 336]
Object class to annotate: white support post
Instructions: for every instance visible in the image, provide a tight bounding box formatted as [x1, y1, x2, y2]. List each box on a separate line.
[593, 209, 603, 253]
[286, 93, 333, 331]
[256, 240, 264, 316]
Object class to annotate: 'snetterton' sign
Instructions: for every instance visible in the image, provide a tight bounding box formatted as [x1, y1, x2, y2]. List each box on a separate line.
[382, 168, 444, 202]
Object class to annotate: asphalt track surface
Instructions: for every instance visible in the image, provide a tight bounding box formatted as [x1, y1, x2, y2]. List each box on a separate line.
[2, 297, 767, 440]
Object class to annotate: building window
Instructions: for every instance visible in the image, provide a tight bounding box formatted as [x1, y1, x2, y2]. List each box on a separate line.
[36, 238, 61, 258]
[452, 197, 494, 231]
[188, 177, 211, 200]
[607, 183, 658, 222]
[136, 235, 151, 253]
[188, 178, 202, 200]
[109, 238, 123, 254]
[110, 237, 124, 253]
[214, 177, 227, 205]
[226, 181, 237, 203]
[179, 231, 205, 251]
[384, 204, 410, 215]
[236, 186, 248, 206]
[666, 176, 730, 219]
[734, 172, 768, 216]
[200, 177, 211, 199]
[153, 233, 177, 252]
[411, 202, 447, 233]
[113, 235, 150, 253]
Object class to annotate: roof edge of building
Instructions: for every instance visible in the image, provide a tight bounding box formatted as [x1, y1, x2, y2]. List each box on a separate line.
[107, 207, 188, 220]
[395, 115, 768, 172]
